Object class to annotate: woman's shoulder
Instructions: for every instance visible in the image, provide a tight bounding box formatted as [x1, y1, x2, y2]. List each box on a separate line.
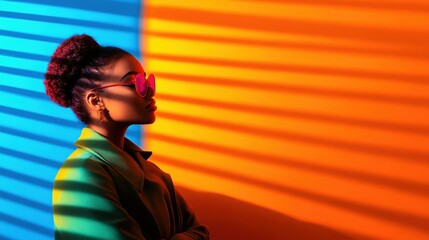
[54, 147, 113, 185]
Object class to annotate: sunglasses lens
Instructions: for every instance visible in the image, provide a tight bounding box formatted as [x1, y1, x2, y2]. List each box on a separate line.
[147, 74, 155, 96]
[135, 73, 147, 97]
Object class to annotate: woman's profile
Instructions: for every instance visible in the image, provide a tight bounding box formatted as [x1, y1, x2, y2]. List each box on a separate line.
[44, 34, 209, 239]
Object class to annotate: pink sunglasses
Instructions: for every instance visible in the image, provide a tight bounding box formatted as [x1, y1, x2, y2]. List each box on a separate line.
[91, 72, 155, 97]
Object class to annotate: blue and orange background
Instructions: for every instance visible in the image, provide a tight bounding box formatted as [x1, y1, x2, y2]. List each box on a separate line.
[1, 0, 429, 239]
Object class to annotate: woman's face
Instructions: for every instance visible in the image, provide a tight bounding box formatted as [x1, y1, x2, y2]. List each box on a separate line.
[97, 54, 156, 125]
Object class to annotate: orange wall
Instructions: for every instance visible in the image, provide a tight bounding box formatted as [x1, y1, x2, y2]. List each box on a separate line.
[141, 1, 429, 239]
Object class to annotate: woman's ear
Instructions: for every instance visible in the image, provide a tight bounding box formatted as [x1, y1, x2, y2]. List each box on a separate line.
[85, 91, 105, 111]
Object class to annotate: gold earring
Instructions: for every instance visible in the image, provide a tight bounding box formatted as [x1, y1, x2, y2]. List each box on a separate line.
[97, 109, 104, 124]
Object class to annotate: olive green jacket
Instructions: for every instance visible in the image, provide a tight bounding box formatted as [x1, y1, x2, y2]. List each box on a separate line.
[53, 128, 209, 239]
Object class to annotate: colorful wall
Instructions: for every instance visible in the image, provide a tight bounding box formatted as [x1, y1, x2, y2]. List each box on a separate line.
[143, 1, 429, 240]
[1, 0, 429, 239]
[0, 0, 142, 239]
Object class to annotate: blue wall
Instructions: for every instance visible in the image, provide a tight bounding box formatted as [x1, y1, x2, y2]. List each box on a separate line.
[0, 0, 142, 238]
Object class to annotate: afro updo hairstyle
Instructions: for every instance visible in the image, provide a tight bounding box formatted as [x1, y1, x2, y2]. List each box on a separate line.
[44, 34, 129, 124]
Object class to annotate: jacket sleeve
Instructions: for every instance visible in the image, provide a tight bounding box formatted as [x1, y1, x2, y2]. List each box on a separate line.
[53, 156, 146, 240]
[171, 190, 210, 240]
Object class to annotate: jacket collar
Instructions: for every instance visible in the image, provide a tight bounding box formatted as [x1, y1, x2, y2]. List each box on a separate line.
[74, 127, 152, 191]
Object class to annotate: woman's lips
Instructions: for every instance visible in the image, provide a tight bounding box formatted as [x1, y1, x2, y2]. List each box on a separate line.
[145, 99, 157, 111]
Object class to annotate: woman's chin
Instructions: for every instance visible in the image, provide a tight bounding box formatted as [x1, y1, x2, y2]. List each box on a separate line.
[140, 115, 156, 125]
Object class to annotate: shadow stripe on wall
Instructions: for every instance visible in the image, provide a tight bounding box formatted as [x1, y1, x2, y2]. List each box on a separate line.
[0, 125, 73, 149]
[0, 233, 14, 240]
[0, 10, 137, 32]
[0, 146, 60, 169]
[0, 105, 79, 129]
[0, 48, 50, 62]
[0, 167, 52, 189]
[0, 189, 51, 213]
[0, 212, 51, 237]
[243, 0, 429, 13]
[5, 0, 139, 16]
[0, 66, 44, 80]
[0, 28, 63, 43]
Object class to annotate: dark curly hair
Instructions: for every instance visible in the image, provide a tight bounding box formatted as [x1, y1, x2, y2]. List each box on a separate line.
[44, 34, 129, 123]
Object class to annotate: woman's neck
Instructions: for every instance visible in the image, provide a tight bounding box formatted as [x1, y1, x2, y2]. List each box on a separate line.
[87, 123, 128, 150]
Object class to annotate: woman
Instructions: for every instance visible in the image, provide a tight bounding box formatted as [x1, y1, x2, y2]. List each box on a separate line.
[44, 34, 209, 240]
